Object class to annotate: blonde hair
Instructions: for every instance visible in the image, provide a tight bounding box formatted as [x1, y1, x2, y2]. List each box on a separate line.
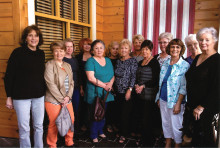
[158, 32, 173, 42]
[105, 41, 119, 57]
[50, 41, 65, 52]
[119, 39, 132, 51]
[63, 38, 75, 46]
[132, 34, 144, 43]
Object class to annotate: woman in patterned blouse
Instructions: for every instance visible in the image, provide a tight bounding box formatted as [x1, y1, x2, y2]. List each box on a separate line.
[114, 39, 138, 143]
[155, 39, 190, 148]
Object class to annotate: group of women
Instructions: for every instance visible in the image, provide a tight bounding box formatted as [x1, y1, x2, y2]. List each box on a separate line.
[4, 24, 219, 148]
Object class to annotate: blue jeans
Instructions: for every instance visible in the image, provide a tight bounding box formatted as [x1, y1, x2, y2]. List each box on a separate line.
[13, 96, 45, 148]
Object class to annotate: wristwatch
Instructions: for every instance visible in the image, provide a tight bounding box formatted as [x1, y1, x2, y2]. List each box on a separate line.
[128, 87, 132, 91]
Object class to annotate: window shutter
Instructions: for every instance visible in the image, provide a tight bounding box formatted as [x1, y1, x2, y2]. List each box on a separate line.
[35, 0, 52, 15]
[36, 16, 64, 61]
[60, 0, 72, 20]
[70, 24, 90, 54]
[78, 0, 89, 23]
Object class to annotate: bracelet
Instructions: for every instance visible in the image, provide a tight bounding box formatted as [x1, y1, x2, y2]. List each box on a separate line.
[196, 108, 203, 112]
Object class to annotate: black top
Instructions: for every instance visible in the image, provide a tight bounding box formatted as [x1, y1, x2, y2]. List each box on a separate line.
[63, 57, 81, 88]
[114, 58, 138, 93]
[185, 53, 220, 114]
[4, 46, 46, 99]
[75, 52, 88, 90]
[110, 58, 117, 69]
[136, 58, 160, 88]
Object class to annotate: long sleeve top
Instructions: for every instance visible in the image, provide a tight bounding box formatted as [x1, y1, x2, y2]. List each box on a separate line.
[4, 46, 46, 99]
[114, 58, 138, 94]
[155, 57, 190, 108]
[185, 53, 220, 114]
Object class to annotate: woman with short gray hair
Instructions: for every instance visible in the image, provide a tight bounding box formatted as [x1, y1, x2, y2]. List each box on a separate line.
[184, 27, 220, 147]
[184, 34, 201, 65]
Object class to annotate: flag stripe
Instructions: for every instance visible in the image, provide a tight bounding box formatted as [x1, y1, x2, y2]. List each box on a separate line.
[127, 0, 133, 42]
[132, 0, 138, 37]
[137, 0, 144, 35]
[142, 0, 149, 39]
[171, 0, 178, 38]
[124, 0, 129, 39]
[176, 0, 183, 39]
[152, 0, 160, 56]
[165, 0, 172, 32]
[147, 0, 154, 41]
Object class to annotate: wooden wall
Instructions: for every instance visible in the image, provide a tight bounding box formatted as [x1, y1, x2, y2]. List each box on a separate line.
[96, 0, 124, 46]
[194, 0, 220, 33]
[0, 0, 28, 138]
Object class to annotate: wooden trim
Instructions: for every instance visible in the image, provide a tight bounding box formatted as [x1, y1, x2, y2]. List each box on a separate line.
[75, 0, 78, 22]
[55, 0, 60, 17]
[52, 0, 55, 15]
[89, 0, 92, 39]
[35, 12, 92, 27]
[66, 22, 70, 38]
[71, 0, 74, 20]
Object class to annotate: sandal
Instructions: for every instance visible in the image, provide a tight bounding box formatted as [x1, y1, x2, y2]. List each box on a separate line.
[99, 134, 107, 139]
[119, 136, 126, 143]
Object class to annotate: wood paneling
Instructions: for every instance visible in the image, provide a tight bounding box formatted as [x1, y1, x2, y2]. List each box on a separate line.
[96, 0, 103, 40]
[0, 0, 27, 138]
[194, 0, 220, 33]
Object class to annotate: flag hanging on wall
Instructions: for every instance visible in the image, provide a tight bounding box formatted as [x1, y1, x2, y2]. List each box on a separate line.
[124, 0, 196, 57]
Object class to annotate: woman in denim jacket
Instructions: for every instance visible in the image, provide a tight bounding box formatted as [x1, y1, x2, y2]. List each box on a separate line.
[155, 39, 190, 148]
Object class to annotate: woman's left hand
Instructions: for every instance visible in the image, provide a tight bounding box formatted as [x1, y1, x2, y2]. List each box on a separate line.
[62, 96, 70, 107]
[193, 105, 204, 120]
[173, 103, 181, 114]
[135, 85, 144, 94]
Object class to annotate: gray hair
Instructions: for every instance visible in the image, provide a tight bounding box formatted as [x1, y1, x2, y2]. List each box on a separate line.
[185, 34, 197, 45]
[196, 27, 218, 43]
[158, 32, 173, 42]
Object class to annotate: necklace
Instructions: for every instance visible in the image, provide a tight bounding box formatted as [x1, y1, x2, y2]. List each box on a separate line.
[142, 56, 152, 66]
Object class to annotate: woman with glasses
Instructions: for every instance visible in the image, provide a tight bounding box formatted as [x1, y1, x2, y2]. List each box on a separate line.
[154, 32, 173, 67]
[184, 34, 201, 65]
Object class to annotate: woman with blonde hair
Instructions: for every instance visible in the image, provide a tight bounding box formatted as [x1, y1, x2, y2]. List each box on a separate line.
[44, 41, 75, 147]
[105, 41, 119, 68]
[131, 34, 145, 62]
[114, 39, 138, 143]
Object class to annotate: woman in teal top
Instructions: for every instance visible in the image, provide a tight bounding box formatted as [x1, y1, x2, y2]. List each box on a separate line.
[85, 40, 115, 145]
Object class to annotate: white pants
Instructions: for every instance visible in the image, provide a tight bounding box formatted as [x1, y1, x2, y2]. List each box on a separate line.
[160, 99, 184, 144]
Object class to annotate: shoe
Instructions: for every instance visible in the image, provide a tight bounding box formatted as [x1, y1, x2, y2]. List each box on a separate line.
[119, 136, 125, 144]
[92, 138, 99, 146]
[65, 144, 77, 147]
[107, 125, 113, 133]
[99, 134, 107, 139]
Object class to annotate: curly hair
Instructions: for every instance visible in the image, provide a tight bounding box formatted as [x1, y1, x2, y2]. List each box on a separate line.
[20, 25, 43, 47]
[166, 39, 186, 57]
[78, 38, 92, 52]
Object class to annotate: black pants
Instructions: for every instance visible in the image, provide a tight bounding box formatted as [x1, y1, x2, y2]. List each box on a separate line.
[115, 93, 133, 137]
[192, 110, 217, 147]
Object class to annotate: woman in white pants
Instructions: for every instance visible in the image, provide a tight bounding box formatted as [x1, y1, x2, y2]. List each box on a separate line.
[155, 39, 190, 148]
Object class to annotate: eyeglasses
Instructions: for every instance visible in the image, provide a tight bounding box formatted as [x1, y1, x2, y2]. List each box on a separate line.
[158, 41, 168, 45]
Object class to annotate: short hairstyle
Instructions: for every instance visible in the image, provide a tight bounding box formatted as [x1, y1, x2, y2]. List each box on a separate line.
[185, 34, 197, 45]
[20, 25, 43, 46]
[50, 41, 65, 52]
[158, 32, 173, 42]
[105, 41, 119, 57]
[166, 39, 186, 57]
[196, 27, 218, 43]
[91, 40, 105, 51]
[63, 38, 75, 47]
[141, 40, 153, 51]
[119, 39, 132, 51]
[132, 34, 144, 43]
[78, 38, 92, 52]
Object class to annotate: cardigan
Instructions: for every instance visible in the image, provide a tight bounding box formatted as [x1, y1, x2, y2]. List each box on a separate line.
[155, 57, 190, 108]
[185, 53, 220, 114]
[44, 60, 74, 104]
[4, 46, 46, 99]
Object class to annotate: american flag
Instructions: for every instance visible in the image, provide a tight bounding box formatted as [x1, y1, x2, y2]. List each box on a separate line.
[124, 0, 196, 57]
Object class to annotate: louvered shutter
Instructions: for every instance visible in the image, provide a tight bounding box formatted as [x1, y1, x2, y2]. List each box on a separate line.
[70, 24, 90, 54]
[78, 0, 89, 23]
[60, 0, 73, 20]
[36, 17, 64, 61]
[35, 0, 53, 15]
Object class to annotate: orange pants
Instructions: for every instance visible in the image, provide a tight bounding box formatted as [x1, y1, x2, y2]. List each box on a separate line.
[45, 102, 75, 148]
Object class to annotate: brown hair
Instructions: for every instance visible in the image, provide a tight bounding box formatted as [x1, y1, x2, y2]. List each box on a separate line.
[166, 39, 186, 57]
[105, 41, 119, 57]
[20, 25, 43, 46]
[63, 38, 75, 47]
[78, 38, 92, 52]
[50, 41, 65, 52]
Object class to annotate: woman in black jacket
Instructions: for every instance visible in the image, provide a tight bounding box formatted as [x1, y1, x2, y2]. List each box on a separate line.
[4, 25, 45, 147]
[135, 40, 160, 147]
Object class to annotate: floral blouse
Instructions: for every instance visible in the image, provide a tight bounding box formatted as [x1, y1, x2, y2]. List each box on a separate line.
[155, 57, 190, 108]
[114, 58, 138, 94]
